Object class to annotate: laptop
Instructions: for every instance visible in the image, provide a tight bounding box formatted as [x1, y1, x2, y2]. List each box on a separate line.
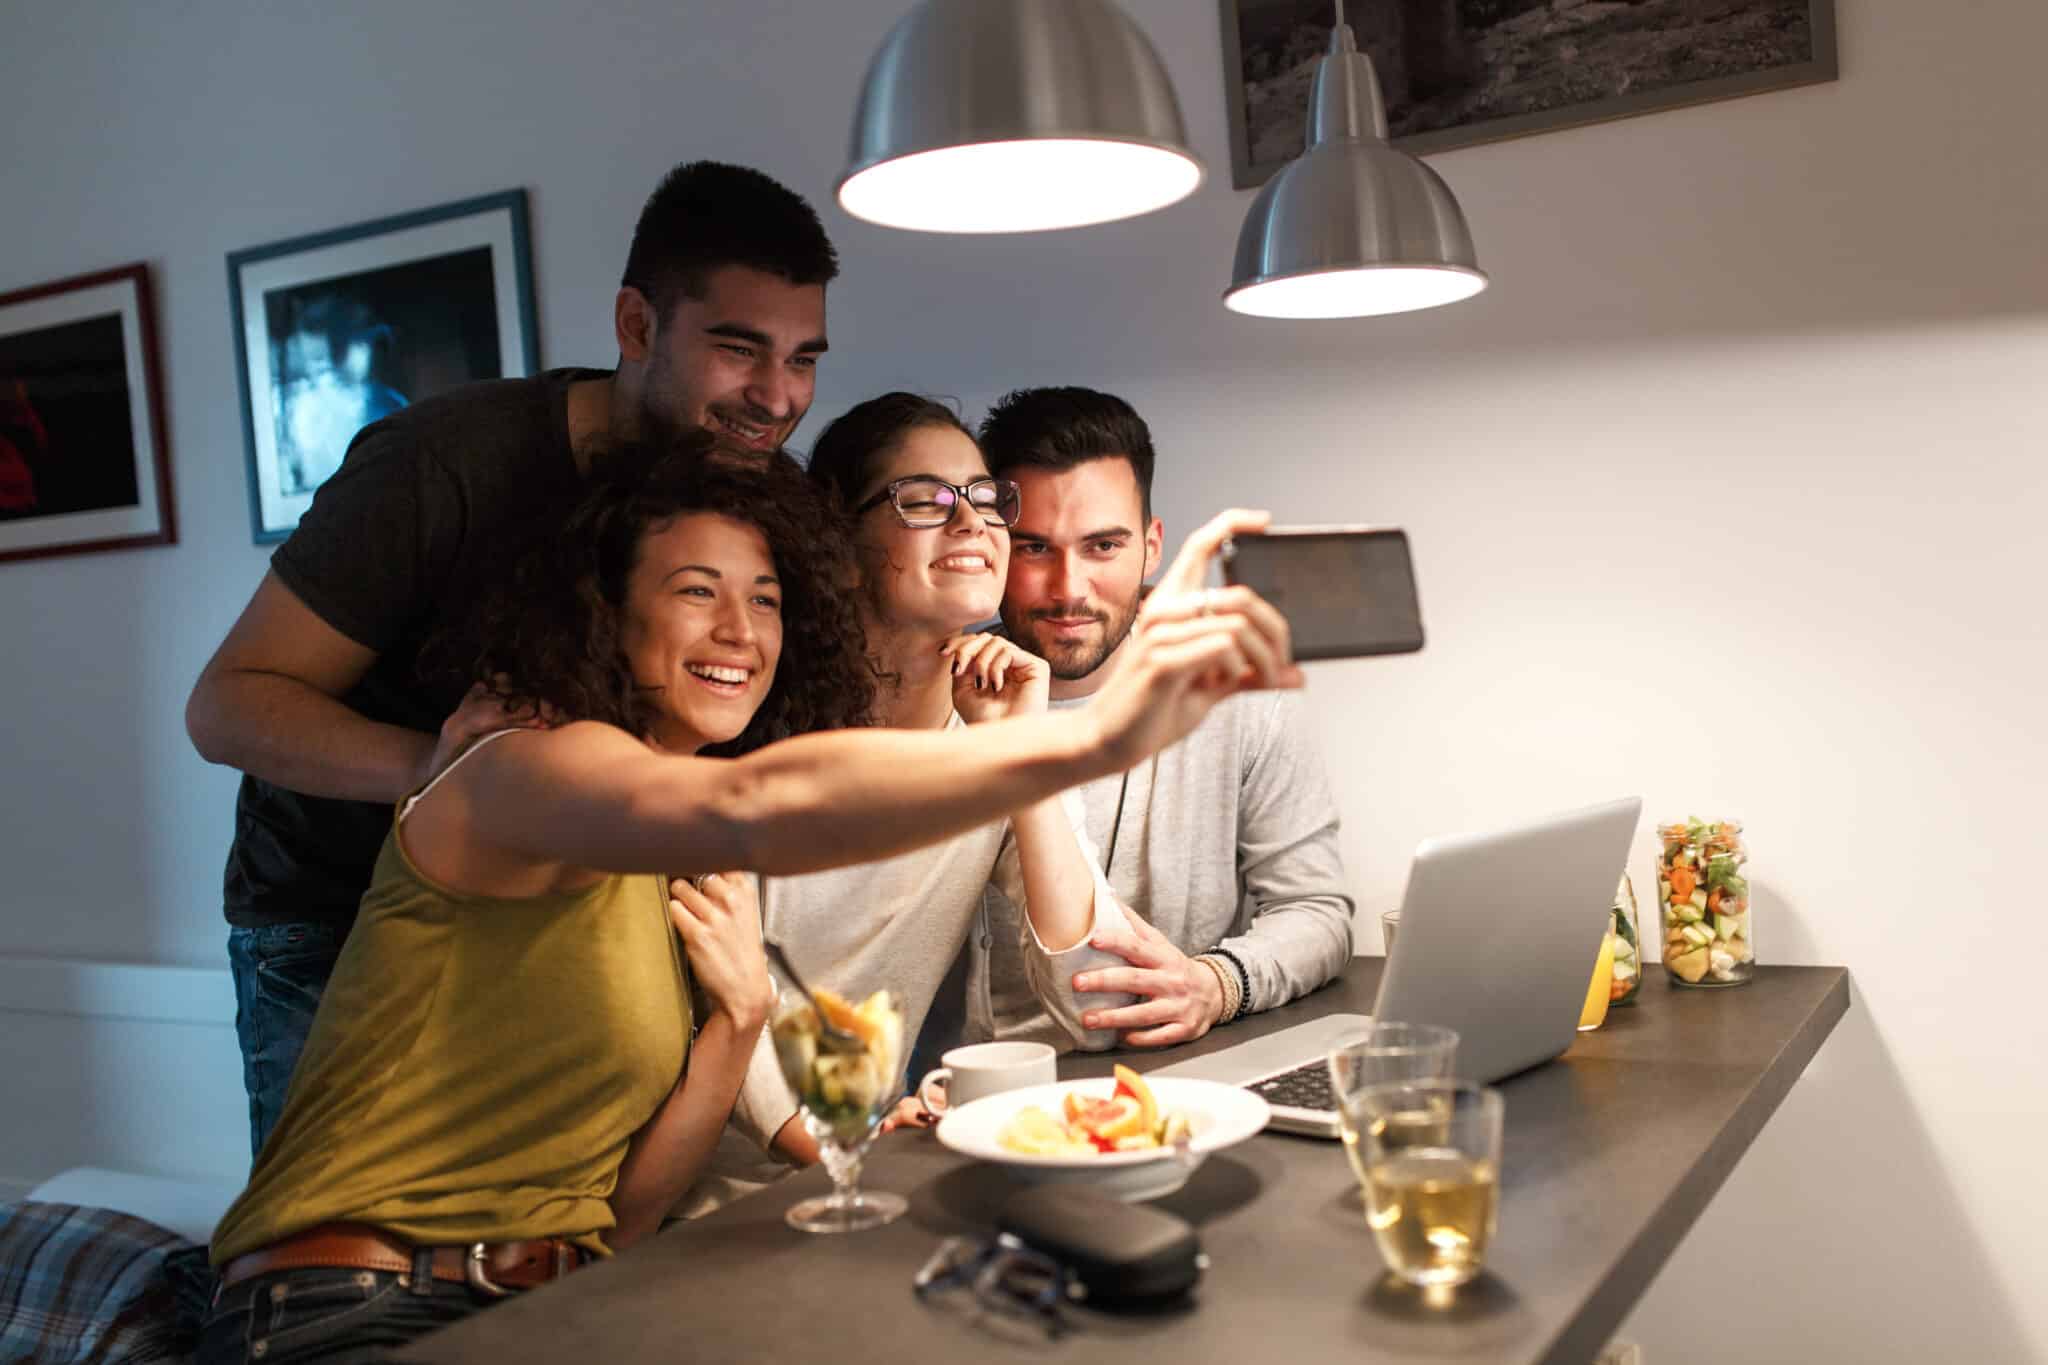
[1151, 796, 1641, 1136]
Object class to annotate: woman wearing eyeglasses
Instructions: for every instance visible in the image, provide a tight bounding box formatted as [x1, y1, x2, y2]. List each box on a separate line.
[679, 392, 1218, 1202]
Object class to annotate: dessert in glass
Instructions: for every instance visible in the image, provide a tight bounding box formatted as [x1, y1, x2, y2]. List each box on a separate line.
[770, 985, 906, 1232]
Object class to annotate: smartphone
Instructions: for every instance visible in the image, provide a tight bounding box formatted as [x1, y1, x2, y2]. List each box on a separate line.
[1221, 526, 1425, 660]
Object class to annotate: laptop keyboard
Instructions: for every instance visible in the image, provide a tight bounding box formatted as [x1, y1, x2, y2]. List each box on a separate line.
[1246, 1059, 1338, 1112]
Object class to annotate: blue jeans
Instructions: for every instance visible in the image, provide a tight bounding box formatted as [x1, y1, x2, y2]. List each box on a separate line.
[197, 1265, 489, 1365]
[228, 921, 344, 1158]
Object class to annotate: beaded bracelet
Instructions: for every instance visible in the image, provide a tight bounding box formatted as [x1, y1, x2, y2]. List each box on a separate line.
[1209, 947, 1254, 1023]
[1196, 954, 1240, 1023]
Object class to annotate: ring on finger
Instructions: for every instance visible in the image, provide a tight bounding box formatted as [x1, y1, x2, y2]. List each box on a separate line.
[692, 873, 715, 893]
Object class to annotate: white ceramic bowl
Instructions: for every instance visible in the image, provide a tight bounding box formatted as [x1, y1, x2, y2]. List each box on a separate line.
[933, 1075, 1271, 1202]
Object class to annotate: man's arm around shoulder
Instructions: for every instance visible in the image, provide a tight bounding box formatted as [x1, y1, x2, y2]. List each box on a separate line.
[185, 570, 436, 803]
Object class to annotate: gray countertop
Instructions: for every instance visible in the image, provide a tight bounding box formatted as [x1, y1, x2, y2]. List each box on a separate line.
[403, 961, 1849, 1365]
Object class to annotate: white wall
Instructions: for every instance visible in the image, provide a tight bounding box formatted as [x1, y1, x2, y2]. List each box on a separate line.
[2, 1, 2042, 1357]
[0, 958, 246, 1194]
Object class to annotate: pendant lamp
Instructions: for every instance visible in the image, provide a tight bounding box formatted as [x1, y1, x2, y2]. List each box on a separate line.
[839, 0, 1204, 233]
[1226, 2, 1486, 318]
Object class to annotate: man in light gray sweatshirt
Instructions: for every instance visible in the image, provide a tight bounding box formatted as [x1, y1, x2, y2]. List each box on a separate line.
[970, 387, 1355, 1050]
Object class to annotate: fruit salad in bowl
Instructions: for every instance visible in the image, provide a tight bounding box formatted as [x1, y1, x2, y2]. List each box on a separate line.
[997, 1065, 1195, 1156]
[937, 1065, 1270, 1202]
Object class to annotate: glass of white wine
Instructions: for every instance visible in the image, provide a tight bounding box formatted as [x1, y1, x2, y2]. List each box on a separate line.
[1348, 1079, 1504, 1290]
[1328, 1023, 1459, 1190]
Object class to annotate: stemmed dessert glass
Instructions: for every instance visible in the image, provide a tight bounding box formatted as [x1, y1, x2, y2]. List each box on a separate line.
[769, 982, 907, 1233]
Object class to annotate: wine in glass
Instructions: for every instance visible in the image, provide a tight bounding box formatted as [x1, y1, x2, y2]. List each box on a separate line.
[1351, 1079, 1504, 1291]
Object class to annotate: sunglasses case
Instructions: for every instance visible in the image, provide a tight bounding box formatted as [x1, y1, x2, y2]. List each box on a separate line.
[997, 1184, 1206, 1305]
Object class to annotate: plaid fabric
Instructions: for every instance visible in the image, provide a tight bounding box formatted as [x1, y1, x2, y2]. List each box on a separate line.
[0, 1201, 193, 1364]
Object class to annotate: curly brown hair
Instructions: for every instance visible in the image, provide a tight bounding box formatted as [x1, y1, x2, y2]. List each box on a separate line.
[453, 431, 874, 754]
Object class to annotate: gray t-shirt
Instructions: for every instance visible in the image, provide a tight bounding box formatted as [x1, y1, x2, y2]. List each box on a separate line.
[227, 368, 605, 931]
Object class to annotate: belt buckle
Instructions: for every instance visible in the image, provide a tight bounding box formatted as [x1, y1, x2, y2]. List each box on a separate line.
[463, 1243, 514, 1298]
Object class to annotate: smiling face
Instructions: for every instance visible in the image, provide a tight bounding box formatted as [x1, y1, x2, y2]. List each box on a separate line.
[854, 425, 1009, 634]
[627, 264, 828, 456]
[619, 511, 785, 753]
[998, 458, 1162, 696]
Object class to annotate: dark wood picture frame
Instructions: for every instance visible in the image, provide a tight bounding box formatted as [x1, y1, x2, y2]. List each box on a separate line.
[0, 263, 175, 565]
[227, 188, 540, 544]
[1221, 0, 1839, 188]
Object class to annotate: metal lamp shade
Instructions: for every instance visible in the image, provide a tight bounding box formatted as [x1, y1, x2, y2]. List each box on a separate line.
[838, 0, 1204, 233]
[1226, 29, 1486, 318]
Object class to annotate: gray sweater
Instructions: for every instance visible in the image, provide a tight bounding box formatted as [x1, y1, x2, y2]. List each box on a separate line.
[977, 689, 1355, 1047]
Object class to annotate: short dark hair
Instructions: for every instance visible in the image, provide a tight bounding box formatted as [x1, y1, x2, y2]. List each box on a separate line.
[804, 392, 976, 513]
[621, 161, 839, 321]
[455, 430, 873, 754]
[977, 387, 1155, 519]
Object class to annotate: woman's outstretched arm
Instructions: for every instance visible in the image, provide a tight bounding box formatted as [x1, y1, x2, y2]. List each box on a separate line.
[461, 510, 1301, 881]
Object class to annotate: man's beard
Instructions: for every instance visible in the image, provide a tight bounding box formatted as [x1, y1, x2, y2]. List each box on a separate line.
[633, 391, 688, 447]
[1003, 588, 1144, 682]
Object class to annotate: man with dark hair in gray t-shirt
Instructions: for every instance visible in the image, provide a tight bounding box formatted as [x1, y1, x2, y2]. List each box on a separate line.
[974, 386, 1354, 1048]
[185, 161, 838, 1157]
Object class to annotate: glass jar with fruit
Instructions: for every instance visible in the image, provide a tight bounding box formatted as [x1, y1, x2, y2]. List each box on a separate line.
[1657, 818, 1752, 987]
[1609, 873, 1642, 1007]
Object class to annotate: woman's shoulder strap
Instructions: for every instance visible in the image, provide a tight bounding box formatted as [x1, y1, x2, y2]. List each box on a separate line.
[398, 727, 532, 823]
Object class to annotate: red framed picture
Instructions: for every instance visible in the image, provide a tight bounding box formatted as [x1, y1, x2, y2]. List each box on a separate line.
[0, 262, 175, 564]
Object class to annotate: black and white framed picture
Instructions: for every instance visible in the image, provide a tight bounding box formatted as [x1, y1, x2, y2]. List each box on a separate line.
[228, 188, 540, 543]
[0, 262, 174, 565]
[1221, 0, 1839, 187]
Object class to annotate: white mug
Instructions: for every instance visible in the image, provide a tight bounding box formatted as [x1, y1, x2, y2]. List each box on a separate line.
[917, 1041, 1057, 1114]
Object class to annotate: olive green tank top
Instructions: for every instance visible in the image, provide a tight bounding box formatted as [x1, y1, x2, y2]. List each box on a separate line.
[211, 737, 689, 1263]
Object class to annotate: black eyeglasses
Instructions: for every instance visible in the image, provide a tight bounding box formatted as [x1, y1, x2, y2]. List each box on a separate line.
[912, 1234, 1073, 1339]
[854, 475, 1021, 529]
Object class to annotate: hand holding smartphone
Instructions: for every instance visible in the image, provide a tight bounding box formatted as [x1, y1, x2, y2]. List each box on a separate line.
[1221, 526, 1425, 661]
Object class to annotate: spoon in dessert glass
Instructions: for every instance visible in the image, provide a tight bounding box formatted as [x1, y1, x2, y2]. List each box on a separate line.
[763, 939, 867, 1055]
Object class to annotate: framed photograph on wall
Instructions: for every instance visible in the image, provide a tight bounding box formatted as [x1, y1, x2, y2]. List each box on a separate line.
[0, 263, 174, 565]
[1221, 0, 1839, 187]
[228, 188, 540, 544]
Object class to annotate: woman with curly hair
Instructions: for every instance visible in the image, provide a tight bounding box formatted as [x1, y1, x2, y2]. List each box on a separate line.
[200, 428, 1295, 1364]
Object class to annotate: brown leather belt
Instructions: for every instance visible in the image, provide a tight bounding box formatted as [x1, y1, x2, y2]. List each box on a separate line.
[220, 1222, 588, 1296]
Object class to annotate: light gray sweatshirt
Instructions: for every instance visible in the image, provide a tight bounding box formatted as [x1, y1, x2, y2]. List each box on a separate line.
[975, 689, 1355, 1047]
